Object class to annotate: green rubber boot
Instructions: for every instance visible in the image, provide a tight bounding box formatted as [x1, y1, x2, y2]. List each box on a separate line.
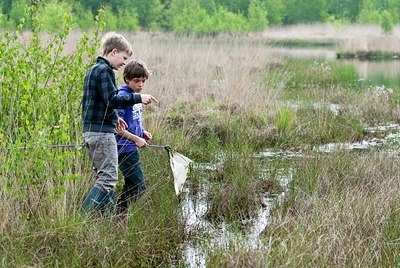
[82, 187, 115, 214]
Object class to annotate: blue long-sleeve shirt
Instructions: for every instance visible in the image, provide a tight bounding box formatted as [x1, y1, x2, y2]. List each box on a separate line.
[81, 57, 142, 133]
[115, 85, 145, 153]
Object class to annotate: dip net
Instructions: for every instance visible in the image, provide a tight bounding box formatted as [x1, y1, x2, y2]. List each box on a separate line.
[167, 149, 193, 195]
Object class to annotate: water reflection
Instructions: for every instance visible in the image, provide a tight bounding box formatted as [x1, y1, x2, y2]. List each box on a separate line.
[179, 167, 293, 268]
[343, 59, 400, 80]
[315, 123, 400, 153]
[341, 59, 400, 88]
[287, 100, 342, 116]
[265, 46, 400, 87]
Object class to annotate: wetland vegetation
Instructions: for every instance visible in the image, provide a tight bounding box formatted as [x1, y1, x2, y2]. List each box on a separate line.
[1, 20, 400, 267]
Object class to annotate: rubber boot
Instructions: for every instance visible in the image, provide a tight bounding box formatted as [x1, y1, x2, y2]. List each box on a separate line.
[115, 189, 130, 216]
[82, 187, 111, 214]
[104, 189, 115, 214]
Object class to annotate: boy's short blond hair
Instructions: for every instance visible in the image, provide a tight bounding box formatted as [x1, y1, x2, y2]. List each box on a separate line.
[101, 32, 133, 56]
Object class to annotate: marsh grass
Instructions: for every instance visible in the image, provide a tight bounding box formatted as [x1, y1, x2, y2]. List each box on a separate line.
[262, 152, 400, 266]
[205, 153, 283, 222]
[264, 59, 400, 147]
[265, 59, 359, 92]
[207, 249, 268, 268]
[1, 214, 180, 267]
[150, 56, 384, 151]
[292, 106, 364, 145]
[205, 153, 263, 222]
[205, 152, 399, 267]
[2, 24, 400, 266]
[1, 147, 185, 266]
[337, 50, 400, 60]
[268, 38, 337, 48]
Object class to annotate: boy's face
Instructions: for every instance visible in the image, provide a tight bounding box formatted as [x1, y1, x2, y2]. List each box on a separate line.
[108, 49, 130, 70]
[127, 77, 146, 93]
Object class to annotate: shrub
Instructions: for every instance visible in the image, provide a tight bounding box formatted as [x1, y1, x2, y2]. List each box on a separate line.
[39, 0, 73, 33]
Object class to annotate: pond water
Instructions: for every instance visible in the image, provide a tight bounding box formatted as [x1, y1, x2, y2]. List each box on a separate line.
[178, 162, 293, 267]
[266, 46, 400, 88]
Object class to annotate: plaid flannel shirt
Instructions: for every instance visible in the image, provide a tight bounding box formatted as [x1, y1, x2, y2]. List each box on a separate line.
[81, 57, 142, 133]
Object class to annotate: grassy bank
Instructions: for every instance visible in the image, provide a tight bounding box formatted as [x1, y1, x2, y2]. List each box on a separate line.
[337, 50, 400, 60]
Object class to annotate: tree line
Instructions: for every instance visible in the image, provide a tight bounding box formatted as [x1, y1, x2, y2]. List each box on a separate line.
[1, 0, 399, 34]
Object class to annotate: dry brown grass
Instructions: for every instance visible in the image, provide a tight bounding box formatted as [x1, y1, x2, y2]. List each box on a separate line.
[103, 31, 281, 138]
[261, 23, 400, 52]
[122, 32, 279, 110]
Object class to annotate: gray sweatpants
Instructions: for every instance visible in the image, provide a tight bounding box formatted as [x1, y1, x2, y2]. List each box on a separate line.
[83, 132, 118, 192]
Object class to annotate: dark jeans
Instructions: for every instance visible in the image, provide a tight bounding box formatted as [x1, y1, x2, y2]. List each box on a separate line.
[117, 150, 146, 213]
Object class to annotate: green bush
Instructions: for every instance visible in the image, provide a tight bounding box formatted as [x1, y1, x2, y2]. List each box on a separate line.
[211, 6, 249, 33]
[128, 0, 163, 31]
[6, 0, 31, 29]
[357, 2, 380, 24]
[0, 7, 103, 182]
[170, 1, 249, 35]
[248, 0, 269, 31]
[72, 2, 94, 30]
[103, 5, 117, 30]
[380, 10, 394, 34]
[116, 7, 139, 32]
[0, 12, 6, 28]
[170, 2, 211, 34]
[39, 0, 73, 33]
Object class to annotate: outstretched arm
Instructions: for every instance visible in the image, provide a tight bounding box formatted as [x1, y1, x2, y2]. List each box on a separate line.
[97, 68, 158, 108]
[141, 94, 158, 105]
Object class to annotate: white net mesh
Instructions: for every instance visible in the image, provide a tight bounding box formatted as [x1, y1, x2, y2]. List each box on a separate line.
[168, 150, 193, 195]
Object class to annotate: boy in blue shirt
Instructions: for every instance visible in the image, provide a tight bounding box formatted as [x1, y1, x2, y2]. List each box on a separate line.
[115, 59, 152, 215]
[81, 32, 158, 214]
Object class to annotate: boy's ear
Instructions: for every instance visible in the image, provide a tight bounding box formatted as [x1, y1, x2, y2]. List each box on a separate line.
[111, 48, 118, 56]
